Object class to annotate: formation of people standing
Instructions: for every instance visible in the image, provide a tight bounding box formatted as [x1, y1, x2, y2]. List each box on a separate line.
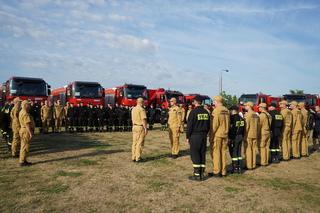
[1, 95, 320, 173]
[131, 95, 320, 181]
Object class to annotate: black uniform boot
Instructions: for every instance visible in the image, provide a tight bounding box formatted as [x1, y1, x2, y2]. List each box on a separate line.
[237, 160, 242, 174]
[188, 168, 201, 181]
[232, 161, 237, 174]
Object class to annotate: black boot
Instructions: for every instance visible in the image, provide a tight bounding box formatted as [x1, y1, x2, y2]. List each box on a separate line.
[232, 161, 237, 174]
[188, 168, 201, 181]
[237, 160, 242, 174]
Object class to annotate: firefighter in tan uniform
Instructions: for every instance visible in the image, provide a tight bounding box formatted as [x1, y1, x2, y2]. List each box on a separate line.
[41, 100, 52, 133]
[258, 103, 272, 166]
[168, 98, 182, 159]
[299, 102, 309, 157]
[10, 97, 21, 157]
[131, 98, 148, 162]
[19, 100, 34, 166]
[209, 96, 230, 177]
[179, 103, 186, 128]
[54, 100, 65, 133]
[244, 102, 260, 170]
[290, 101, 303, 159]
[279, 100, 293, 161]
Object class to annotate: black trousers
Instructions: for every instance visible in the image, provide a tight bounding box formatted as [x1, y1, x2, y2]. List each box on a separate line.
[270, 134, 280, 157]
[189, 133, 207, 171]
[229, 135, 243, 163]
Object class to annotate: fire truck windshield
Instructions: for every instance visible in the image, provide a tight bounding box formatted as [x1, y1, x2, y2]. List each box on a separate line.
[166, 92, 184, 104]
[239, 95, 257, 104]
[124, 86, 147, 99]
[74, 83, 103, 98]
[284, 95, 306, 103]
[203, 98, 212, 105]
[10, 79, 47, 96]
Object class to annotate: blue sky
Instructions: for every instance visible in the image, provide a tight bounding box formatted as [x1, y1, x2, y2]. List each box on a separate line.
[0, 0, 319, 97]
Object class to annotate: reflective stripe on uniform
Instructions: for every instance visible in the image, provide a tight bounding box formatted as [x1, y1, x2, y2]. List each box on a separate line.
[194, 173, 200, 176]
[238, 157, 243, 160]
[270, 149, 277, 152]
[232, 158, 238, 161]
[193, 164, 201, 168]
[200, 164, 206, 168]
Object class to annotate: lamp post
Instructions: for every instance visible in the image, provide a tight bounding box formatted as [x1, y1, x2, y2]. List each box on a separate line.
[219, 69, 229, 94]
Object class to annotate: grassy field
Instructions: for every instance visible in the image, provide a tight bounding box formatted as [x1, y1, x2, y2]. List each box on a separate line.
[0, 126, 320, 213]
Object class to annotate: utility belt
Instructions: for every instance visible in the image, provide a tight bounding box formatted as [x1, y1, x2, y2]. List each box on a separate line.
[133, 124, 143, 126]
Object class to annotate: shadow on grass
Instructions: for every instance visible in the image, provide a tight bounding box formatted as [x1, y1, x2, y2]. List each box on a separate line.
[32, 149, 124, 165]
[141, 149, 190, 162]
[28, 133, 112, 157]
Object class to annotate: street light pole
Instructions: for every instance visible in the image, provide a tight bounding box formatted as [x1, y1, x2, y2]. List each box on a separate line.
[219, 69, 229, 94]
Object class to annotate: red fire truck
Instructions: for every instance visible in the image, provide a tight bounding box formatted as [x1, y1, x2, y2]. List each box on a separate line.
[105, 84, 148, 107]
[283, 94, 317, 110]
[148, 88, 185, 109]
[52, 81, 105, 106]
[238, 93, 272, 112]
[0, 76, 51, 107]
[185, 94, 212, 106]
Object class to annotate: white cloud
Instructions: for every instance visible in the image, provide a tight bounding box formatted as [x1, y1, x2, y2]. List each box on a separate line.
[109, 14, 130, 21]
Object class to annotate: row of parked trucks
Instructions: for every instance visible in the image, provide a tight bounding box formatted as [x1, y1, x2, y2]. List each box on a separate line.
[1, 76, 319, 112]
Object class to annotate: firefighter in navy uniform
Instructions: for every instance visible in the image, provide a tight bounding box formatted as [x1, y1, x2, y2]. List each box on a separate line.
[147, 105, 156, 130]
[1, 102, 13, 151]
[66, 103, 75, 132]
[96, 105, 105, 132]
[78, 102, 87, 132]
[107, 104, 116, 132]
[87, 104, 96, 132]
[114, 104, 120, 131]
[186, 95, 211, 181]
[269, 103, 283, 163]
[160, 107, 168, 131]
[228, 105, 245, 174]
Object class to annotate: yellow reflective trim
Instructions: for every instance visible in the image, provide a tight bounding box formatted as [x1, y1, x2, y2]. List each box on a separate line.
[193, 164, 201, 168]
[232, 158, 238, 161]
[194, 173, 200, 176]
[200, 164, 206, 168]
[238, 157, 243, 160]
[275, 115, 283, 120]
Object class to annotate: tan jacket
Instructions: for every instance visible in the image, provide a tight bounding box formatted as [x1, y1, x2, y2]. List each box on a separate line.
[211, 106, 230, 138]
[10, 106, 20, 130]
[281, 108, 292, 132]
[54, 105, 65, 119]
[41, 105, 52, 120]
[300, 108, 308, 131]
[259, 110, 272, 136]
[291, 108, 303, 133]
[168, 105, 182, 128]
[245, 111, 260, 139]
[131, 105, 147, 125]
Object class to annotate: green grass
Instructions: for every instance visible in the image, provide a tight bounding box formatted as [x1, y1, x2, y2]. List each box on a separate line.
[224, 186, 241, 193]
[148, 180, 172, 192]
[55, 170, 83, 177]
[38, 183, 69, 194]
[73, 159, 98, 166]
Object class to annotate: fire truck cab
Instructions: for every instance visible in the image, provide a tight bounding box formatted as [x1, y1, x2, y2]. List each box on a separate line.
[52, 81, 104, 106]
[105, 84, 148, 107]
[0, 76, 50, 107]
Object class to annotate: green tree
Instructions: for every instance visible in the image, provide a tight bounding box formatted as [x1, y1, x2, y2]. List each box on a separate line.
[289, 89, 304, 95]
[220, 91, 238, 109]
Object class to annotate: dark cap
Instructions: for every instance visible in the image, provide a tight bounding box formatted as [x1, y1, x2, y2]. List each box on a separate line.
[270, 103, 277, 108]
[229, 105, 239, 111]
[194, 95, 203, 103]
